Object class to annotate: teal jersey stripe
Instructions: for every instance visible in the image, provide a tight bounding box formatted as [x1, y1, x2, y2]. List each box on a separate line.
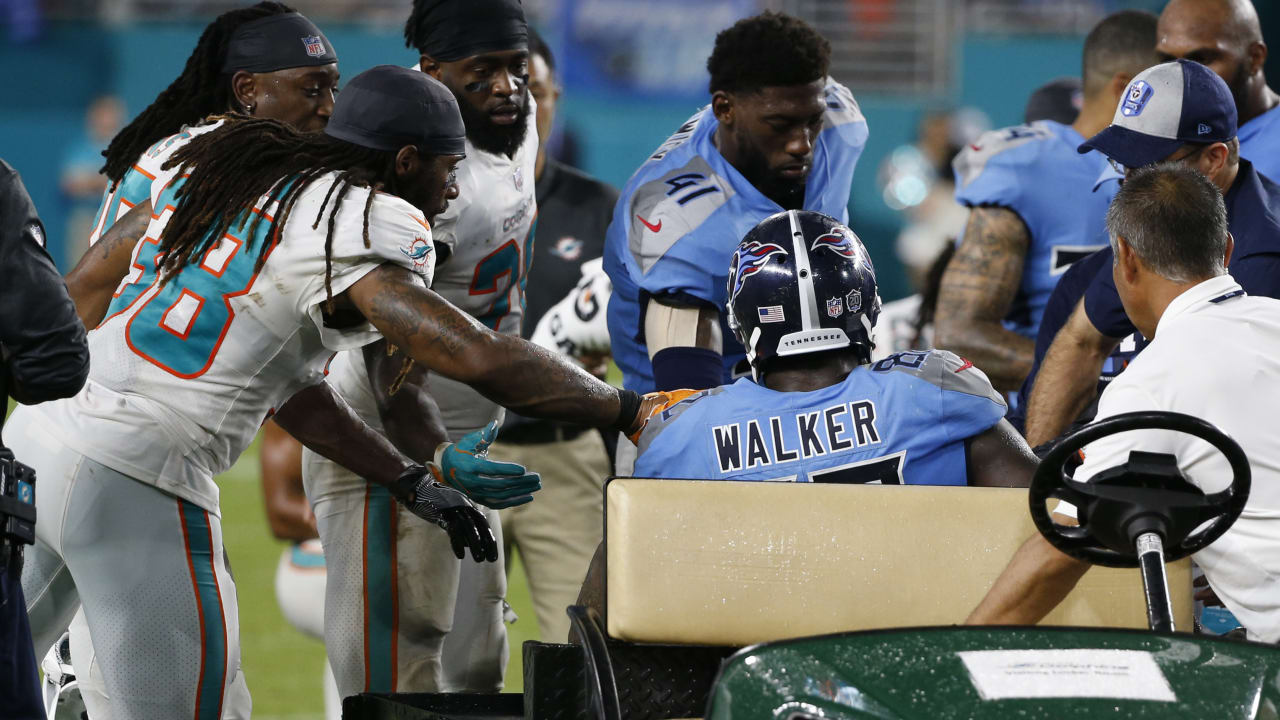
[179, 500, 228, 720]
[363, 485, 398, 692]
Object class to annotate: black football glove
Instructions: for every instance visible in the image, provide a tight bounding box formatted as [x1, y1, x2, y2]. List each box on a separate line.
[393, 465, 498, 563]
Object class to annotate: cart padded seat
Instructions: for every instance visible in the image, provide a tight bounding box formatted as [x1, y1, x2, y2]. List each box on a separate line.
[605, 479, 1192, 646]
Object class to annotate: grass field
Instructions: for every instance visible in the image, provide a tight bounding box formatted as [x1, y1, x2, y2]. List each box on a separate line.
[219, 435, 541, 720]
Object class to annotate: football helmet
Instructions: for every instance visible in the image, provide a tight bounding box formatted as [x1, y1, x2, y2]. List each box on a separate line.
[726, 210, 881, 380]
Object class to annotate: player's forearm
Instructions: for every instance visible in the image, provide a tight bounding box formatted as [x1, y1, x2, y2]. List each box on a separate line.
[365, 341, 449, 463]
[65, 201, 152, 329]
[350, 266, 632, 431]
[934, 320, 1033, 392]
[274, 383, 409, 490]
[935, 207, 1033, 392]
[966, 532, 1089, 625]
[472, 332, 625, 428]
[1023, 313, 1118, 446]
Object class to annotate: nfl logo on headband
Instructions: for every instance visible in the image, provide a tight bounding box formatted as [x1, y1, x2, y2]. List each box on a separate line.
[302, 35, 326, 58]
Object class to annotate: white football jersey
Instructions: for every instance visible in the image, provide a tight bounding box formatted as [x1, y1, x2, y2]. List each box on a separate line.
[34, 170, 436, 512]
[88, 120, 223, 246]
[328, 102, 538, 442]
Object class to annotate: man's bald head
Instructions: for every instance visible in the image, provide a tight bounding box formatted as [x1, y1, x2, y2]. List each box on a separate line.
[1158, 0, 1269, 115]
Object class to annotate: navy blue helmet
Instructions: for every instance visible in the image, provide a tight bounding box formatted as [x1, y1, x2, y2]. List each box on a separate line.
[726, 210, 881, 380]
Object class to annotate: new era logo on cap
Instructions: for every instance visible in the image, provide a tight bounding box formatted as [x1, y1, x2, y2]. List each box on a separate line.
[1079, 59, 1237, 171]
[1121, 80, 1154, 117]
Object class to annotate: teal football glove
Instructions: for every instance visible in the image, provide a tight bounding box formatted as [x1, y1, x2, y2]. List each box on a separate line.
[436, 421, 541, 509]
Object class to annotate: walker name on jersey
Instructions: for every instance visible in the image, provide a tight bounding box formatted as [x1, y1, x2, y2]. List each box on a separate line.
[712, 400, 882, 474]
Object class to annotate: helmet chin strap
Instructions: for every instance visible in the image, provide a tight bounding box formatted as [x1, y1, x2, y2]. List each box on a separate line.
[747, 325, 762, 381]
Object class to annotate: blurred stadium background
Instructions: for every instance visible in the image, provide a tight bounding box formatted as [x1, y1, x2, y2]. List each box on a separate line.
[2, 0, 1276, 717]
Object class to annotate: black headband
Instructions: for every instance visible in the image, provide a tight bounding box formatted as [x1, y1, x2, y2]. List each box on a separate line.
[409, 0, 528, 62]
[324, 65, 466, 155]
[222, 12, 337, 74]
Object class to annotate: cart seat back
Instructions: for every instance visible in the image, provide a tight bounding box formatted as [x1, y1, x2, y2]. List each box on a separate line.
[605, 479, 1192, 646]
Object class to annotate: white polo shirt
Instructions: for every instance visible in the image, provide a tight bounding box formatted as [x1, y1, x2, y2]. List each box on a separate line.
[1072, 274, 1280, 643]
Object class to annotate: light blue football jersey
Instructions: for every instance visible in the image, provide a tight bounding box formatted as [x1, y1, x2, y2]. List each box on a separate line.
[952, 120, 1116, 339]
[604, 78, 869, 394]
[633, 349, 1006, 484]
[1240, 104, 1280, 183]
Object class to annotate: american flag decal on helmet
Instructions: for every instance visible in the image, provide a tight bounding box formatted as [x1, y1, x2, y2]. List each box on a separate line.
[729, 240, 788, 303]
[810, 231, 857, 259]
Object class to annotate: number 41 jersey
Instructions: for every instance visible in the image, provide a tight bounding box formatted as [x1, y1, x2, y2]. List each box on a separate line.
[633, 350, 1006, 485]
[34, 170, 436, 513]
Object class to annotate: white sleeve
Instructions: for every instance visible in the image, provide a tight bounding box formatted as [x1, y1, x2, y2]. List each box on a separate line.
[291, 184, 437, 351]
[530, 257, 612, 356]
[1074, 379, 1171, 483]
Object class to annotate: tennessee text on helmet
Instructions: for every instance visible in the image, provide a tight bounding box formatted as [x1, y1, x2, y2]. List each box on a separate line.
[726, 210, 881, 380]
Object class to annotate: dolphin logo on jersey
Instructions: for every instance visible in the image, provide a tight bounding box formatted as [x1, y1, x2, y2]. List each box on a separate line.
[810, 231, 858, 259]
[728, 240, 788, 303]
[400, 236, 433, 270]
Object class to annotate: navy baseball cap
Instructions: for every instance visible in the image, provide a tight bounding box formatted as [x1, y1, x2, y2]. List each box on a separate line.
[324, 65, 466, 155]
[1078, 59, 1237, 169]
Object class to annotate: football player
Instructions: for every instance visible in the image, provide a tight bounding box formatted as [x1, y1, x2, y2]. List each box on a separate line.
[88, 2, 339, 249]
[300, 0, 539, 696]
[603, 11, 869, 471]
[632, 210, 1036, 485]
[579, 211, 1037, 614]
[11, 67, 658, 719]
[44, 6, 340, 716]
[1154, 0, 1280, 180]
[934, 10, 1157, 396]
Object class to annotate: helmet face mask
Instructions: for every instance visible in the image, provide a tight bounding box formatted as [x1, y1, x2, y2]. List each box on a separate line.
[726, 210, 881, 381]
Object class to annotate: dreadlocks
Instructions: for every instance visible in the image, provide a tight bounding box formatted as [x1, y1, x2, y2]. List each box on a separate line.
[100, 1, 295, 185]
[160, 116, 403, 312]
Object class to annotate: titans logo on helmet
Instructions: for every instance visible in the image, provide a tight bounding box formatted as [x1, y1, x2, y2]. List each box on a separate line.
[810, 231, 858, 259]
[728, 240, 788, 303]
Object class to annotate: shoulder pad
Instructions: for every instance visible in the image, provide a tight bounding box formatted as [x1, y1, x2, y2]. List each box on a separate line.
[822, 78, 866, 130]
[953, 123, 1053, 190]
[635, 387, 718, 456]
[649, 109, 707, 162]
[626, 154, 736, 274]
[869, 349, 1005, 406]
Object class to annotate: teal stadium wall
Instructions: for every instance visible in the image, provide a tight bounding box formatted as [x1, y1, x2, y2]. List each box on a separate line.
[2, 17, 1275, 300]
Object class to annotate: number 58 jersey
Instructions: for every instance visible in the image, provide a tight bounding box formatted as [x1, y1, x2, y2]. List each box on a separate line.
[633, 350, 1006, 485]
[34, 171, 436, 513]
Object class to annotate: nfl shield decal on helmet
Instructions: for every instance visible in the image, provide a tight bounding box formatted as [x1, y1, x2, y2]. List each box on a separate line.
[846, 289, 862, 313]
[400, 236, 433, 270]
[301, 35, 326, 58]
[826, 297, 844, 318]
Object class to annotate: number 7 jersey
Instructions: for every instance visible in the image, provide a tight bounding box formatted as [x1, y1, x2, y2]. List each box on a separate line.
[633, 350, 1006, 485]
[34, 169, 436, 513]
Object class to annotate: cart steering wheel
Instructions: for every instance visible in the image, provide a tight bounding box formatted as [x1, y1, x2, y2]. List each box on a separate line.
[1030, 411, 1250, 568]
